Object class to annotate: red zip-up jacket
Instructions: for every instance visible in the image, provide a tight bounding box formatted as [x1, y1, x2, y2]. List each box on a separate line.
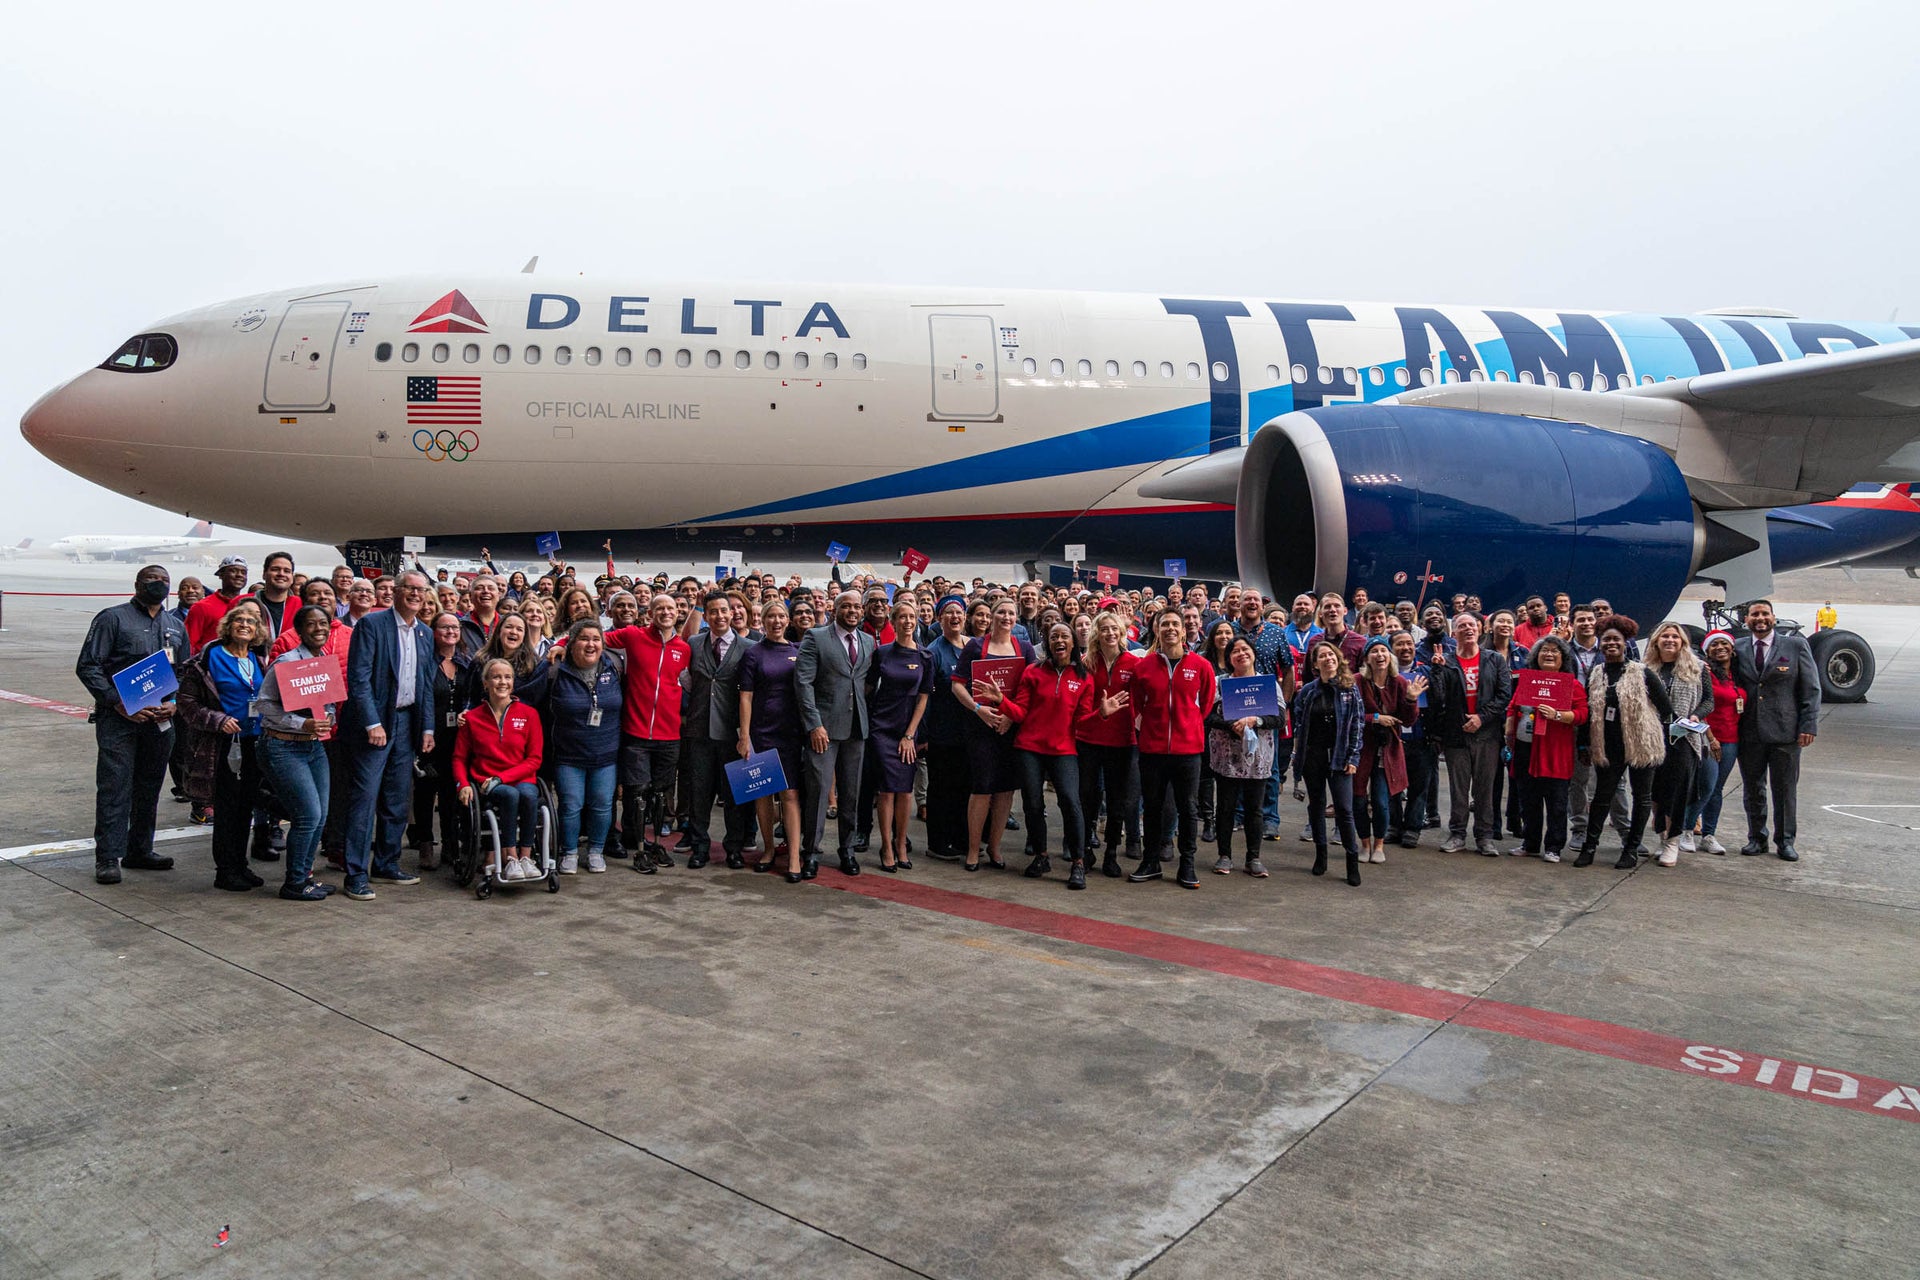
[454, 698, 544, 787]
[603, 624, 691, 741]
[1074, 649, 1139, 747]
[1131, 648, 1217, 755]
[1001, 662, 1094, 755]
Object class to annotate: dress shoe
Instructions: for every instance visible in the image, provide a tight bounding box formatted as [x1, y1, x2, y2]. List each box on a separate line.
[896, 854, 913, 870]
[95, 862, 121, 885]
[1739, 840, 1766, 856]
[1066, 860, 1087, 890]
[724, 851, 746, 870]
[852, 833, 870, 853]
[685, 851, 711, 869]
[122, 853, 175, 871]
[1777, 842, 1799, 861]
[784, 870, 805, 884]
[839, 854, 861, 876]
[878, 858, 898, 873]
[801, 856, 819, 880]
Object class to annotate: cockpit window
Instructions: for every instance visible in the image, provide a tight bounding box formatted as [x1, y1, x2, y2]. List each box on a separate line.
[99, 333, 177, 373]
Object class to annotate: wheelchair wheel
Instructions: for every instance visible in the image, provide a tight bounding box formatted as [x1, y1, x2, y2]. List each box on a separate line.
[476, 877, 492, 900]
[545, 872, 560, 894]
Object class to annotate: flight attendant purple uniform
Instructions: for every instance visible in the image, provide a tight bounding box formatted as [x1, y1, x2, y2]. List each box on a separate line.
[868, 641, 934, 793]
[739, 636, 804, 788]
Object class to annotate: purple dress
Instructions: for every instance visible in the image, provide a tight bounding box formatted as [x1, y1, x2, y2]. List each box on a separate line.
[867, 642, 934, 793]
[739, 639, 803, 792]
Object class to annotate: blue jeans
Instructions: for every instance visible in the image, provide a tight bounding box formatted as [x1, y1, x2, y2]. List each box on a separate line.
[1356, 767, 1391, 841]
[1263, 736, 1286, 828]
[1686, 748, 1739, 836]
[342, 705, 418, 885]
[260, 735, 328, 888]
[554, 762, 616, 852]
[484, 780, 542, 846]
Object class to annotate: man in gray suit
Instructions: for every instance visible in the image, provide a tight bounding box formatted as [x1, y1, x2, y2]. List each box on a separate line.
[796, 590, 874, 875]
[680, 591, 755, 869]
[1733, 600, 1820, 862]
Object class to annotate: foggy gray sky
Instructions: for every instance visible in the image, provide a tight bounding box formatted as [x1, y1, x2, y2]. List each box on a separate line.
[4, 0, 1915, 538]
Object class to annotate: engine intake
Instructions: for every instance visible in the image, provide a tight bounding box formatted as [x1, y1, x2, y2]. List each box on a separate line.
[1236, 404, 1697, 625]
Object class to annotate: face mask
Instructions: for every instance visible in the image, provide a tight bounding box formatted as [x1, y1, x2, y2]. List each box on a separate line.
[136, 580, 169, 606]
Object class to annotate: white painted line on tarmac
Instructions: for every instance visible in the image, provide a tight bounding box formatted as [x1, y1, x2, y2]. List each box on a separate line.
[1822, 804, 1920, 833]
[0, 825, 207, 862]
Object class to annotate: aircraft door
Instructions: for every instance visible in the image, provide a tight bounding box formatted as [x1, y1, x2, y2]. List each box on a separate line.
[263, 300, 351, 410]
[928, 313, 1000, 420]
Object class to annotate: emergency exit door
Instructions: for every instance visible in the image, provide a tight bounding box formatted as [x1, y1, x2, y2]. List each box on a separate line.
[928, 313, 1000, 420]
[262, 300, 350, 410]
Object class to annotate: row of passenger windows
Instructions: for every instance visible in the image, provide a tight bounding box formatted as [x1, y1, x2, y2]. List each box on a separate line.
[374, 341, 867, 372]
[1018, 356, 1672, 390]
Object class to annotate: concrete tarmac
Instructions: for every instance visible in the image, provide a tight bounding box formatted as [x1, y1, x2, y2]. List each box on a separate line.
[1, 563, 1916, 1279]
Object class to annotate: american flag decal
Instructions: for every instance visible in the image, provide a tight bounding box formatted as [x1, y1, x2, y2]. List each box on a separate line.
[406, 375, 481, 426]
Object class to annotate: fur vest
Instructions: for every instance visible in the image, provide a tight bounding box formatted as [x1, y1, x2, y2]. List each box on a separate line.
[1586, 661, 1667, 769]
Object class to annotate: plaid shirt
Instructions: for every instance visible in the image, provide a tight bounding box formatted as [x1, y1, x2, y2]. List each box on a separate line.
[1288, 678, 1365, 774]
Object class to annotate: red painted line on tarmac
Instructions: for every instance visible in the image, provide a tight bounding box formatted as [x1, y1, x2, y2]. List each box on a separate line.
[819, 873, 1920, 1124]
[0, 688, 94, 719]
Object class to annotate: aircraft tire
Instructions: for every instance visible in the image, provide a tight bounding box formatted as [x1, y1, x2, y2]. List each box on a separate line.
[1809, 628, 1874, 703]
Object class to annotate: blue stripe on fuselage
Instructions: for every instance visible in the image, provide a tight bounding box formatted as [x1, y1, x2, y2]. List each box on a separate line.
[692, 401, 1211, 523]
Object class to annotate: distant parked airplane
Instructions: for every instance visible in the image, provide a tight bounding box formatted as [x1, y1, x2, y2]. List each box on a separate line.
[47, 520, 220, 562]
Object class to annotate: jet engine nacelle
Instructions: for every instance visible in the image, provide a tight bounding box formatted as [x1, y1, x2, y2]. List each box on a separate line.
[1235, 404, 1699, 627]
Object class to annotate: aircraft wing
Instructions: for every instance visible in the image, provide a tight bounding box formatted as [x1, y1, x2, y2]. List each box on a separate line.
[1624, 339, 1920, 504]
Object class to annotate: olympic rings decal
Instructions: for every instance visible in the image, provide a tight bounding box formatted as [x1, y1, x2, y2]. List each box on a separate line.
[412, 428, 480, 462]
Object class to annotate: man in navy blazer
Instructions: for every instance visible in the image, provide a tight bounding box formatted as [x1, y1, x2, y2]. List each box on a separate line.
[339, 569, 437, 898]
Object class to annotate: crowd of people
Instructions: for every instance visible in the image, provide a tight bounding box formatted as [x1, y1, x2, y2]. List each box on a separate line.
[74, 550, 1823, 902]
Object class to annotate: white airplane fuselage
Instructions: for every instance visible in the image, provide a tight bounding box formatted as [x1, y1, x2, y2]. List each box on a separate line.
[21, 275, 1920, 612]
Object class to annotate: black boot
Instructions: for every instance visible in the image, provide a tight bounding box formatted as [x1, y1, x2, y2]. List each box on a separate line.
[1345, 847, 1362, 887]
[1127, 857, 1164, 883]
[1311, 845, 1328, 877]
[1101, 852, 1124, 878]
[1066, 859, 1087, 890]
[1176, 856, 1199, 889]
[250, 823, 279, 862]
[1573, 841, 1597, 868]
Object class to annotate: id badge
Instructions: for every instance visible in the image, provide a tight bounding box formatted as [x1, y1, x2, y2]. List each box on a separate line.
[588, 707, 604, 728]
[246, 700, 259, 719]
[1605, 707, 1617, 722]
[445, 711, 458, 729]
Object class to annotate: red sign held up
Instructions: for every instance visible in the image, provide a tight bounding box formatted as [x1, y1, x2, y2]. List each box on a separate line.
[901, 547, 930, 574]
[275, 652, 343, 713]
[1095, 565, 1120, 586]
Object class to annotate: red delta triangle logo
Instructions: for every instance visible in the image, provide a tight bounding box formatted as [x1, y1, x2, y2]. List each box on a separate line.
[408, 290, 488, 334]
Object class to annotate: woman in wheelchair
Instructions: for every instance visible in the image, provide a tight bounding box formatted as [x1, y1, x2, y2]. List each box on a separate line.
[455, 658, 547, 881]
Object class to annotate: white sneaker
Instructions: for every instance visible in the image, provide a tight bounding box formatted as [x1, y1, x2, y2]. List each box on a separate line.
[1702, 835, 1726, 855]
[558, 852, 579, 875]
[1541, 850, 1562, 863]
[586, 850, 607, 873]
[1656, 838, 1679, 867]
[505, 857, 527, 881]
[521, 856, 543, 881]
[1440, 834, 1466, 853]
[1370, 848, 1386, 864]
[1679, 832, 1696, 853]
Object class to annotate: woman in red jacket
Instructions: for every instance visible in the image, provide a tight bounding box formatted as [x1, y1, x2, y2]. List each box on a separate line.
[1353, 637, 1421, 865]
[1506, 636, 1588, 862]
[1127, 608, 1218, 889]
[1076, 610, 1141, 878]
[456, 658, 547, 881]
[1686, 630, 1743, 854]
[999, 623, 1096, 890]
